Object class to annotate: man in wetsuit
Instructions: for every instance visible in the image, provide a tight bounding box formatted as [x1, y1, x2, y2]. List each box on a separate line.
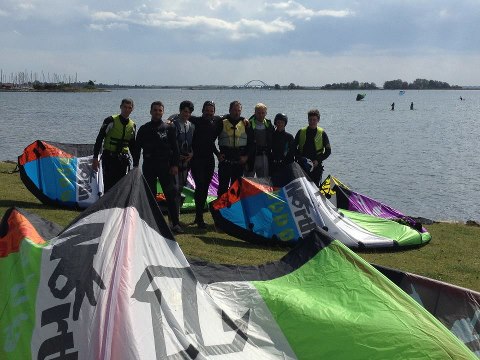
[92, 98, 136, 193]
[132, 101, 183, 233]
[171, 100, 195, 220]
[269, 113, 295, 176]
[216, 101, 254, 196]
[189, 101, 221, 228]
[295, 109, 331, 186]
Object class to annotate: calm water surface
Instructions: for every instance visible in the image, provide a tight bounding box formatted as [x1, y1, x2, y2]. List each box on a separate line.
[1, 89, 479, 222]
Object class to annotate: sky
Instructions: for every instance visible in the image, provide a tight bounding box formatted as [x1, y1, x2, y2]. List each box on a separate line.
[1, 0, 480, 86]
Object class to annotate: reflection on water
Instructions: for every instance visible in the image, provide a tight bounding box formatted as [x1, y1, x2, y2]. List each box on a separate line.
[1, 89, 479, 221]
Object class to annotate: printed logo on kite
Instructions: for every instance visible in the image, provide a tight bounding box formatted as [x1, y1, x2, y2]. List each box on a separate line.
[18, 140, 103, 208]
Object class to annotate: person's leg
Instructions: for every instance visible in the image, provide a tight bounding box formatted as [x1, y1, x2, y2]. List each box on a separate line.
[177, 168, 189, 208]
[142, 163, 158, 199]
[217, 161, 232, 197]
[102, 154, 126, 192]
[310, 164, 323, 187]
[255, 154, 269, 178]
[192, 157, 214, 225]
[101, 154, 115, 192]
[158, 169, 180, 228]
[231, 162, 245, 186]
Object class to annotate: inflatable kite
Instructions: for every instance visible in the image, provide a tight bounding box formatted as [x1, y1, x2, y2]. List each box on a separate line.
[1, 169, 478, 359]
[18, 140, 103, 209]
[321, 175, 431, 241]
[155, 171, 219, 211]
[210, 163, 431, 248]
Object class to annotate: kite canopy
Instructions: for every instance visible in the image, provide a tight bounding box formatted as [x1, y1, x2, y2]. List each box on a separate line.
[18, 140, 103, 208]
[155, 171, 219, 211]
[0, 169, 478, 359]
[210, 163, 430, 248]
[321, 175, 431, 242]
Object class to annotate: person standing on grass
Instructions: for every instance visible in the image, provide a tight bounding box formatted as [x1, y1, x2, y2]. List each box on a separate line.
[294, 109, 331, 186]
[269, 113, 295, 176]
[92, 98, 136, 193]
[245, 103, 274, 178]
[171, 100, 195, 223]
[132, 101, 183, 233]
[189, 101, 221, 229]
[216, 101, 254, 196]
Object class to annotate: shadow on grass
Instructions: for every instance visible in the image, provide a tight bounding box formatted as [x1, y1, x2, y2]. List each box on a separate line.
[355, 243, 428, 255]
[192, 233, 288, 252]
[0, 200, 82, 215]
[0, 199, 46, 210]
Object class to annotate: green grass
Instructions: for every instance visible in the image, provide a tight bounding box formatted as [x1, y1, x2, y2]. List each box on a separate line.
[1, 161, 479, 291]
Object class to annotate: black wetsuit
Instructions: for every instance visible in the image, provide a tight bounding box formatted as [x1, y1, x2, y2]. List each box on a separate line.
[93, 116, 136, 193]
[269, 129, 295, 176]
[189, 115, 221, 223]
[132, 120, 180, 226]
[295, 128, 331, 186]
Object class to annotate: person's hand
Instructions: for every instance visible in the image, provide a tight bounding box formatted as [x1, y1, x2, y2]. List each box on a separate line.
[170, 165, 178, 176]
[217, 153, 225, 162]
[243, 118, 250, 127]
[312, 160, 319, 168]
[92, 158, 100, 172]
[239, 155, 248, 165]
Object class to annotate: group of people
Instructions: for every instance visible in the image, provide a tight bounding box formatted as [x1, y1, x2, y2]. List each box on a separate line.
[93, 98, 331, 233]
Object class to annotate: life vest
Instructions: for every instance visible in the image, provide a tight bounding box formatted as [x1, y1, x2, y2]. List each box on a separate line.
[174, 119, 195, 154]
[297, 126, 324, 153]
[250, 116, 272, 130]
[218, 118, 248, 148]
[103, 115, 135, 154]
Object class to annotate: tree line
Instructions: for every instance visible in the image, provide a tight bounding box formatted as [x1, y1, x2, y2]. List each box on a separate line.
[318, 79, 459, 90]
[383, 78, 460, 89]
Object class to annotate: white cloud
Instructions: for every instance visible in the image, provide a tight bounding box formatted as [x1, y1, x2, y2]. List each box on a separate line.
[265, 1, 354, 20]
[91, 11, 126, 21]
[88, 23, 129, 31]
[89, 9, 294, 39]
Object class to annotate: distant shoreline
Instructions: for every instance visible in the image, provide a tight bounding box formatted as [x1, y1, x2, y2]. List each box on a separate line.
[0, 88, 109, 93]
[2, 86, 479, 92]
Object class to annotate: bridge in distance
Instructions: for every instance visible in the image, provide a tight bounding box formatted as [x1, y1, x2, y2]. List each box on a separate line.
[241, 80, 272, 89]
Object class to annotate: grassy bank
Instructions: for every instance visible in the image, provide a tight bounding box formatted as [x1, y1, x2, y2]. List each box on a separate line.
[1, 161, 479, 291]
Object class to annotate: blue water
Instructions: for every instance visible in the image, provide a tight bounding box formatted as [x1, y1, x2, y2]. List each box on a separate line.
[1, 89, 479, 222]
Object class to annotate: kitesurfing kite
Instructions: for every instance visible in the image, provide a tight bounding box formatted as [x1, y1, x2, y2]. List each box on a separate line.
[18, 140, 102, 209]
[320, 175, 431, 242]
[0, 169, 478, 359]
[210, 163, 431, 248]
[18, 140, 217, 212]
[155, 171, 219, 211]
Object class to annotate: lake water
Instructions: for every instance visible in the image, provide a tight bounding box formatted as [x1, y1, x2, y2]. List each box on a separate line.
[1, 89, 479, 222]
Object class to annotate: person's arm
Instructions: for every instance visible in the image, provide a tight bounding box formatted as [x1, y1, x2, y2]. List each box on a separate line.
[168, 124, 180, 172]
[92, 117, 113, 171]
[241, 122, 255, 165]
[188, 115, 201, 126]
[286, 133, 296, 164]
[128, 123, 137, 161]
[294, 130, 301, 161]
[214, 117, 224, 161]
[131, 125, 142, 167]
[317, 131, 331, 162]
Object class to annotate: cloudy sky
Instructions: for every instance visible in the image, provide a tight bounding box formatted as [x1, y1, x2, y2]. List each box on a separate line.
[1, 0, 479, 86]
